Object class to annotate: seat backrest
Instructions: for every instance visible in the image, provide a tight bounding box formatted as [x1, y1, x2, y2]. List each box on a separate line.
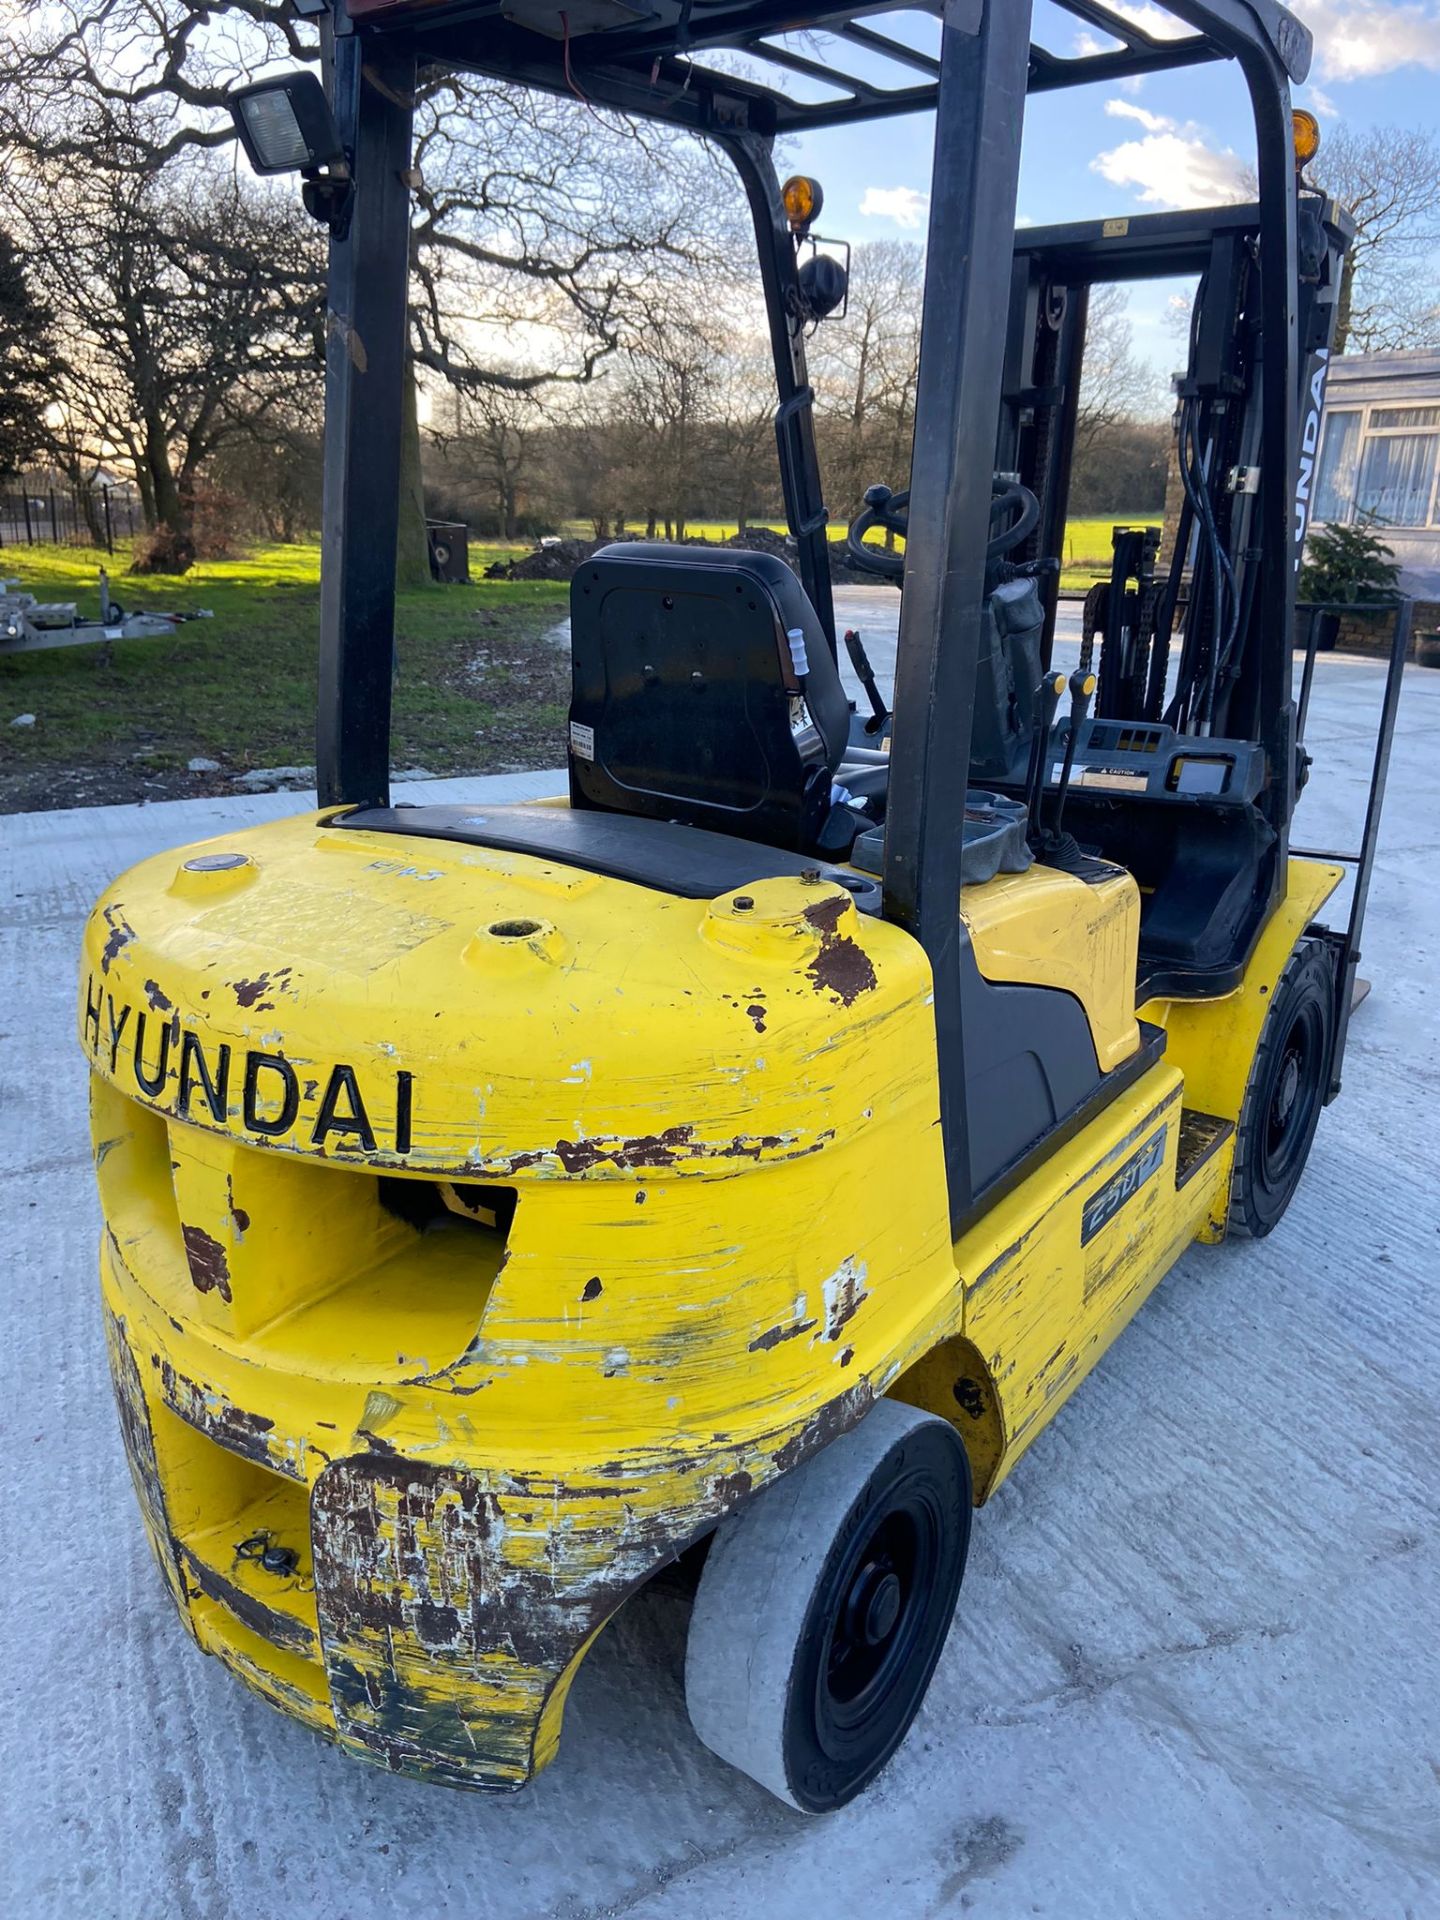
[568, 543, 851, 853]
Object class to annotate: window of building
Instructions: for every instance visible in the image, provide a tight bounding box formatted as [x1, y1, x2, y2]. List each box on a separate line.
[1315, 410, 1361, 523]
[1314, 396, 1440, 530]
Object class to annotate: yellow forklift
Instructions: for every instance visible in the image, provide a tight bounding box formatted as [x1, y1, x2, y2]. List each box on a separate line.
[81, 0, 1408, 1811]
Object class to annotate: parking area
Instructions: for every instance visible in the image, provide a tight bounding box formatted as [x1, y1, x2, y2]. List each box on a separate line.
[2, 650, 1437, 1920]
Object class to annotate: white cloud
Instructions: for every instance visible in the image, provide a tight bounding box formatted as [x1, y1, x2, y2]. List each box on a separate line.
[1094, 96, 1249, 210]
[1074, 4, 1189, 54]
[1305, 85, 1341, 117]
[1092, 130, 1249, 209]
[859, 185, 928, 230]
[1104, 98, 1174, 133]
[1296, 2, 1440, 81]
[1106, 3, 1190, 36]
[1076, 3, 1440, 85]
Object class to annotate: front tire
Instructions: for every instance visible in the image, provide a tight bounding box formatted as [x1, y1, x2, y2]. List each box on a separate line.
[1229, 935, 1335, 1237]
[684, 1399, 971, 1812]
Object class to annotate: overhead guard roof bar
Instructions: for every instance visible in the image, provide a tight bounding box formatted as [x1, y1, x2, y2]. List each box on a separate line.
[358, 0, 1312, 135]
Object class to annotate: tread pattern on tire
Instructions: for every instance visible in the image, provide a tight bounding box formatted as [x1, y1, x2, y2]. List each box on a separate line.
[1228, 934, 1334, 1239]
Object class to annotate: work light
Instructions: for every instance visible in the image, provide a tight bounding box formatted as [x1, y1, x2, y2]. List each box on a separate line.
[782, 175, 824, 233]
[229, 72, 345, 176]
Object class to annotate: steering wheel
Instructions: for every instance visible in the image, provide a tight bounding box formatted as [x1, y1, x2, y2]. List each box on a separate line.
[845, 477, 1043, 583]
[846, 484, 908, 580]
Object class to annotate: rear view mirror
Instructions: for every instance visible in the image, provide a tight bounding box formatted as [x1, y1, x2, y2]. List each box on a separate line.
[798, 250, 849, 322]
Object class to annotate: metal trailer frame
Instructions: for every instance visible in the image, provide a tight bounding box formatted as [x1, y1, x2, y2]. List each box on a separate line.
[313, 0, 1317, 1228]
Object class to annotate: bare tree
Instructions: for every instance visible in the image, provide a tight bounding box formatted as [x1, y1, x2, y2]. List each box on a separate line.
[611, 290, 724, 541]
[1, 1, 748, 568]
[1075, 284, 1166, 450]
[811, 240, 924, 510]
[710, 344, 777, 531]
[9, 104, 321, 568]
[434, 383, 547, 540]
[0, 227, 66, 479]
[1310, 124, 1440, 354]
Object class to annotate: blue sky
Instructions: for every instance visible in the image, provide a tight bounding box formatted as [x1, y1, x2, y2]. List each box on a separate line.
[764, 1, 1440, 387]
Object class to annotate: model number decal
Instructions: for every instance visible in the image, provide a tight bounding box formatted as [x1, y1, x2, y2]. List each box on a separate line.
[1081, 1127, 1167, 1245]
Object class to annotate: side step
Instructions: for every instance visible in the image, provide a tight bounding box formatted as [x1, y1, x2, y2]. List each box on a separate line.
[1176, 1109, 1234, 1190]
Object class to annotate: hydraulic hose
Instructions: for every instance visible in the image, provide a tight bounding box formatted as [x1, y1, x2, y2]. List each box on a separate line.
[986, 479, 1039, 561]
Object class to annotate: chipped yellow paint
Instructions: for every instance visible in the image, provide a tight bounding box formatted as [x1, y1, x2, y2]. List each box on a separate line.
[80, 809, 1337, 1789]
[962, 860, 1142, 1071]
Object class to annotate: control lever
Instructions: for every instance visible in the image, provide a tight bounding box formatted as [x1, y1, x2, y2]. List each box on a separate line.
[1048, 669, 1096, 842]
[1023, 670, 1068, 851]
[1035, 669, 1096, 872]
[843, 628, 889, 728]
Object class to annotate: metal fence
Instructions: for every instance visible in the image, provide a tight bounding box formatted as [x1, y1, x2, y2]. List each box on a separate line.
[0, 481, 140, 553]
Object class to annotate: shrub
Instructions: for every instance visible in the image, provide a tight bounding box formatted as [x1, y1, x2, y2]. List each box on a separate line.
[1299, 522, 1400, 605]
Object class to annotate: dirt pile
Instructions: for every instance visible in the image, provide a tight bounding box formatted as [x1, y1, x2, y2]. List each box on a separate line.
[486, 528, 876, 584]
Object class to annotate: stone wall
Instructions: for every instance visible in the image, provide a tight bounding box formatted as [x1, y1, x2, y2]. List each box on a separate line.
[1323, 600, 1438, 658]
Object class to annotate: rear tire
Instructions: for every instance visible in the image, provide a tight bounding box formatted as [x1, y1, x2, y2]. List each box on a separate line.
[1229, 935, 1335, 1238]
[684, 1398, 971, 1812]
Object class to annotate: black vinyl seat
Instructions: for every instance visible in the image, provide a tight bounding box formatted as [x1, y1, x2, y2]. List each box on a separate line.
[568, 543, 854, 855]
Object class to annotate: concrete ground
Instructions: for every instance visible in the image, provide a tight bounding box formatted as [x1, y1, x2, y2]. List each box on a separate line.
[2, 622, 1437, 1920]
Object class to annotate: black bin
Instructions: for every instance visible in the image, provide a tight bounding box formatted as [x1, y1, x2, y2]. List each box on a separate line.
[427, 521, 469, 584]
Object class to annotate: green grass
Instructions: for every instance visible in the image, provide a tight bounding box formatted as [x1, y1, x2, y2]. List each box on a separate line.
[1, 514, 1162, 807]
[562, 512, 1160, 568]
[1, 540, 567, 810]
[1062, 515, 1162, 564]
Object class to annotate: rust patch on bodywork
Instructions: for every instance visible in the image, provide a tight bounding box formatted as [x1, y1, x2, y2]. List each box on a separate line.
[103, 1311, 189, 1616]
[309, 1380, 877, 1789]
[708, 1468, 753, 1504]
[803, 896, 878, 1007]
[230, 966, 294, 1011]
[99, 905, 136, 974]
[821, 1256, 869, 1341]
[775, 1381, 874, 1474]
[749, 1317, 816, 1352]
[555, 1126, 694, 1172]
[224, 1174, 250, 1236]
[181, 1224, 233, 1302]
[143, 978, 172, 1012]
[153, 1356, 297, 1480]
[501, 1125, 795, 1177]
[180, 1551, 316, 1654]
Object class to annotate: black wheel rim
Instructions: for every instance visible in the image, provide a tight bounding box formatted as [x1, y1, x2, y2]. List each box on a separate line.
[814, 1477, 944, 1759]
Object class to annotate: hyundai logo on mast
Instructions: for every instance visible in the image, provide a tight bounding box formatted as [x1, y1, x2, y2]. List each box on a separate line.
[1294, 348, 1331, 572]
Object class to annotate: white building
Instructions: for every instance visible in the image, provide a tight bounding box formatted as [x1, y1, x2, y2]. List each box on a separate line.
[1314, 348, 1440, 601]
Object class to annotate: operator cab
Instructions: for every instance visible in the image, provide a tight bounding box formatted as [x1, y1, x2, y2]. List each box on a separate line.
[289, 0, 1361, 1234]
